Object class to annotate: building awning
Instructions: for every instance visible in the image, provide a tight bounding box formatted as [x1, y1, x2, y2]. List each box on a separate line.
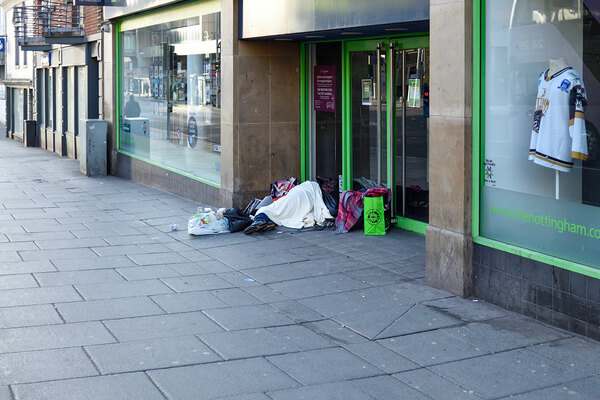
[240, 0, 429, 41]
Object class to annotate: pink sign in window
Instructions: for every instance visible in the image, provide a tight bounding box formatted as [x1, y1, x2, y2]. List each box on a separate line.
[314, 65, 336, 112]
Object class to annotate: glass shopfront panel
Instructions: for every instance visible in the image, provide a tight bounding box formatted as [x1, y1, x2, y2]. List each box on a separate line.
[67, 67, 75, 134]
[14, 89, 24, 136]
[78, 67, 87, 132]
[119, 6, 221, 184]
[481, 0, 600, 267]
[49, 69, 54, 130]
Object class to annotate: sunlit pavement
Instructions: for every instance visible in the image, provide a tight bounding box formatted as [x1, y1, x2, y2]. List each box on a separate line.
[0, 137, 599, 400]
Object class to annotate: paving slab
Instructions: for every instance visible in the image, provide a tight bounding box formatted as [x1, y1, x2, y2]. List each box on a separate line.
[442, 316, 571, 353]
[267, 347, 382, 385]
[242, 264, 317, 284]
[0, 275, 38, 290]
[268, 300, 324, 323]
[168, 260, 233, 275]
[199, 328, 303, 360]
[220, 394, 271, 400]
[266, 325, 336, 351]
[342, 341, 419, 374]
[529, 337, 600, 374]
[0, 286, 82, 307]
[127, 252, 190, 266]
[203, 304, 295, 330]
[55, 296, 165, 322]
[421, 296, 510, 322]
[12, 373, 166, 400]
[268, 273, 371, 300]
[148, 358, 300, 400]
[379, 329, 490, 367]
[349, 375, 433, 400]
[51, 255, 137, 271]
[565, 375, 600, 399]
[103, 311, 224, 341]
[0, 242, 41, 252]
[395, 368, 485, 400]
[301, 320, 368, 345]
[33, 238, 108, 250]
[85, 336, 221, 374]
[209, 288, 263, 306]
[202, 244, 307, 269]
[151, 291, 228, 313]
[160, 274, 234, 292]
[34, 269, 125, 286]
[242, 284, 290, 303]
[115, 265, 181, 280]
[268, 381, 375, 400]
[429, 348, 593, 399]
[0, 321, 115, 353]
[0, 387, 10, 400]
[496, 384, 596, 400]
[74, 280, 173, 300]
[376, 303, 464, 339]
[0, 348, 98, 385]
[0, 304, 63, 329]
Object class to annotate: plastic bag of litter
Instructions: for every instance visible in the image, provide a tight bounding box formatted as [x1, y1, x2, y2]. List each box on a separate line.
[188, 208, 230, 235]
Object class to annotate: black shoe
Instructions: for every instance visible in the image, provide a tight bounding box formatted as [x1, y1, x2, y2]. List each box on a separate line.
[243, 220, 267, 235]
[262, 222, 277, 232]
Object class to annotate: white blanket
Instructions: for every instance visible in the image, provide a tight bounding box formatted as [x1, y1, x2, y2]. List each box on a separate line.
[257, 181, 333, 229]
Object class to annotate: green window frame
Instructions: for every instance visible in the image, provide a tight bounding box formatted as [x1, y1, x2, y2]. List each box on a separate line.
[300, 34, 429, 235]
[472, 1, 600, 279]
[114, 1, 222, 189]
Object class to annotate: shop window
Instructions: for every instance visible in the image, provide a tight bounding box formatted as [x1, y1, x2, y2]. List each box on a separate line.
[39, 71, 45, 127]
[481, 0, 600, 268]
[66, 67, 75, 134]
[49, 69, 54, 130]
[119, 8, 222, 185]
[44, 69, 50, 127]
[77, 67, 87, 132]
[14, 89, 24, 136]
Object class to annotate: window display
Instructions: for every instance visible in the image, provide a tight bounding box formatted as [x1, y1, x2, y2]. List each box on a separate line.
[529, 63, 587, 172]
[481, 0, 600, 268]
[119, 9, 221, 185]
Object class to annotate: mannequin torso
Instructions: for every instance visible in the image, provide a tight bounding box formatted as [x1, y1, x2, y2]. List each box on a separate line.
[547, 57, 569, 78]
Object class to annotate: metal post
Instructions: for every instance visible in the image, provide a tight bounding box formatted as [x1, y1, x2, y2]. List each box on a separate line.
[401, 49, 407, 217]
[376, 43, 382, 186]
[388, 43, 396, 218]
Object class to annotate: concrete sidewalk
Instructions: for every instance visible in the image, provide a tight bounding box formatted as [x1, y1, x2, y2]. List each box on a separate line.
[0, 137, 599, 400]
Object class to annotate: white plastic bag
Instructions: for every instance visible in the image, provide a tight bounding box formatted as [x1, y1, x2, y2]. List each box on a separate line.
[188, 208, 229, 235]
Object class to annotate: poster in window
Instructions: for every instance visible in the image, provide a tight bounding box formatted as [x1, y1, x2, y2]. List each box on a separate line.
[361, 79, 372, 106]
[314, 65, 336, 112]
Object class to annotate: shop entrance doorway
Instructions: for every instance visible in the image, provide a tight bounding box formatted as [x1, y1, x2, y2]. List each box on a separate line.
[304, 36, 429, 232]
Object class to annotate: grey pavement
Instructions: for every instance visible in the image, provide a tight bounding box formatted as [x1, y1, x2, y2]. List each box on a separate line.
[0, 136, 599, 399]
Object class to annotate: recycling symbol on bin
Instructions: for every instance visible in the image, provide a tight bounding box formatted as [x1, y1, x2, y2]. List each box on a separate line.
[366, 209, 382, 225]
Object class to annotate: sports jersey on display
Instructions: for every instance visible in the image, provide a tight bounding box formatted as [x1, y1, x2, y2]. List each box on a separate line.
[529, 67, 587, 172]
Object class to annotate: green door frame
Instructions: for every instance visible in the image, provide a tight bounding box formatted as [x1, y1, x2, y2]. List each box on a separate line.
[300, 34, 429, 234]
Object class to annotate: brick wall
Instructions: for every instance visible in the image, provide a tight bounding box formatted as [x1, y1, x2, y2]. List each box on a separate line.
[82, 6, 102, 36]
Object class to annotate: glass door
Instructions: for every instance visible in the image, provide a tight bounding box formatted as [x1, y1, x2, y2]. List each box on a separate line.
[344, 37, 429, 230]
[349, 44, 387, 191]
[394, 45, 430, 224]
